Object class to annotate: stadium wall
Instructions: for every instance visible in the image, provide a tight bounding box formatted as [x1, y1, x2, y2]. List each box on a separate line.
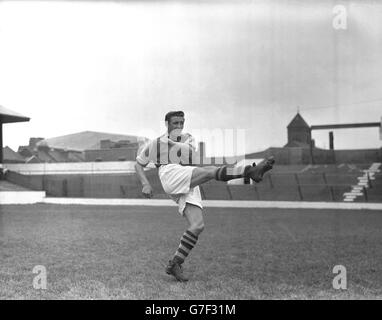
[246, 147, 382, 165]
[84, 148, 137, 162]
[5, 169, 382, 202]
[5, 169, 166, 199]
[333, 149, 382, 164]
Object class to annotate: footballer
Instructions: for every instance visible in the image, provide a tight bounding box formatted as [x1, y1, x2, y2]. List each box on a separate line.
[135, 111, 275, 282]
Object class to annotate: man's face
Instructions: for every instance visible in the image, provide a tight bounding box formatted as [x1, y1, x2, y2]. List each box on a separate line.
[167, 116, 185, 137]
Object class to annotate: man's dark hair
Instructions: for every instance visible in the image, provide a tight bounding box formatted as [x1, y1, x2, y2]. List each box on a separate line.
[165, 111, 184, 122]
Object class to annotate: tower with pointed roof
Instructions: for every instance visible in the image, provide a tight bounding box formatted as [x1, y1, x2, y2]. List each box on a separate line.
[285, 112, 312, 147]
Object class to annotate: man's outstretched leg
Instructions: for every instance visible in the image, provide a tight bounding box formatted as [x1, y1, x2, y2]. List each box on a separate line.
[166, 203, 204, 282]
[189, 156, 275, 189]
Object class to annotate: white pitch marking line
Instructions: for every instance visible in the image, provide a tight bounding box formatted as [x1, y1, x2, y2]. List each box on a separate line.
[38, 197, 382, 210]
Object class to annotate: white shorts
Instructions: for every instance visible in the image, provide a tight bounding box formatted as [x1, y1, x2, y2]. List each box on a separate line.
[158, 164, 203, 215]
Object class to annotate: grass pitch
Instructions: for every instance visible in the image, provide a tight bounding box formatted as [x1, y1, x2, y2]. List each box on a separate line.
[0, 204, 381, 299]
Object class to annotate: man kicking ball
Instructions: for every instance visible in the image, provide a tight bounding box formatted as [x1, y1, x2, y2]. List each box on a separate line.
[135, 111, 275, 282]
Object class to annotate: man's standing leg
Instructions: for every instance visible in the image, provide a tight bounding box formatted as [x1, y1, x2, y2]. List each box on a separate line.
[165, 157, 275, 281]
[166, 203, 204, 282]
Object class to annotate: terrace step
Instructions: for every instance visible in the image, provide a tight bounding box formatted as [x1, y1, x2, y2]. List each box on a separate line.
[343, 163, 381, 202]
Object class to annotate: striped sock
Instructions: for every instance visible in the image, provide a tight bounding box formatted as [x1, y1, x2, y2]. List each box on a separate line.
[173, 230, 199, 264]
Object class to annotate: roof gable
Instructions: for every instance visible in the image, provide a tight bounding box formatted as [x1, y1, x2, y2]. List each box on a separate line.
[287, 113, 310, 129]
[3, 146, 25, 162]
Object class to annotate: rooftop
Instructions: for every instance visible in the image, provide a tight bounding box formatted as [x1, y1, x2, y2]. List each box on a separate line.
[0, 105, 30, 123]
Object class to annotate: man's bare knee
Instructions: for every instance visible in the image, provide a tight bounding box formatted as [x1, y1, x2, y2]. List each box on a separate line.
[184, 203, 205, 235]
[190, 221, 204, 235]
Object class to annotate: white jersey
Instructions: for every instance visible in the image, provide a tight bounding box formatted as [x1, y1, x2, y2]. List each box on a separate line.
[136, 133, 196, 167]
[136, 133, 202, 215]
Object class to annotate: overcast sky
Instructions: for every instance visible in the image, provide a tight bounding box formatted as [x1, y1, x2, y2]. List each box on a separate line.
[0, 0, 381, 155]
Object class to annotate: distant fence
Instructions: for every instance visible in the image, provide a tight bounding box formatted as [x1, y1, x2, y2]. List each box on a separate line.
[246, 147, 382, 165]
[201, 177, 382, 202]
[5, 169, 166, 199]
[5, 171, 45, 190]
[5, 170, 382, 202]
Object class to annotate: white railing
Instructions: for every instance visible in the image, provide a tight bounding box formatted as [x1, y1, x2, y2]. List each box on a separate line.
[2, 161, 152, 175]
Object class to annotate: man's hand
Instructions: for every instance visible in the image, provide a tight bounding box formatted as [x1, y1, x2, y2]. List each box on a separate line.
[142, 184, 153, 198]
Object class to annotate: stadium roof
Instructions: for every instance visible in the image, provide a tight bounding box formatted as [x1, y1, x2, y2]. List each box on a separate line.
[0, 105, 30, 123]
[37, 131, 148, 151]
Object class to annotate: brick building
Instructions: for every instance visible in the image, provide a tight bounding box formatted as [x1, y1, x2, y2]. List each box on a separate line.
[84, 139, 139, 162]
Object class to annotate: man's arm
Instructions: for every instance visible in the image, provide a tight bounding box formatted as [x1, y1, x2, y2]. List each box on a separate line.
[134, 162, 153, 198]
